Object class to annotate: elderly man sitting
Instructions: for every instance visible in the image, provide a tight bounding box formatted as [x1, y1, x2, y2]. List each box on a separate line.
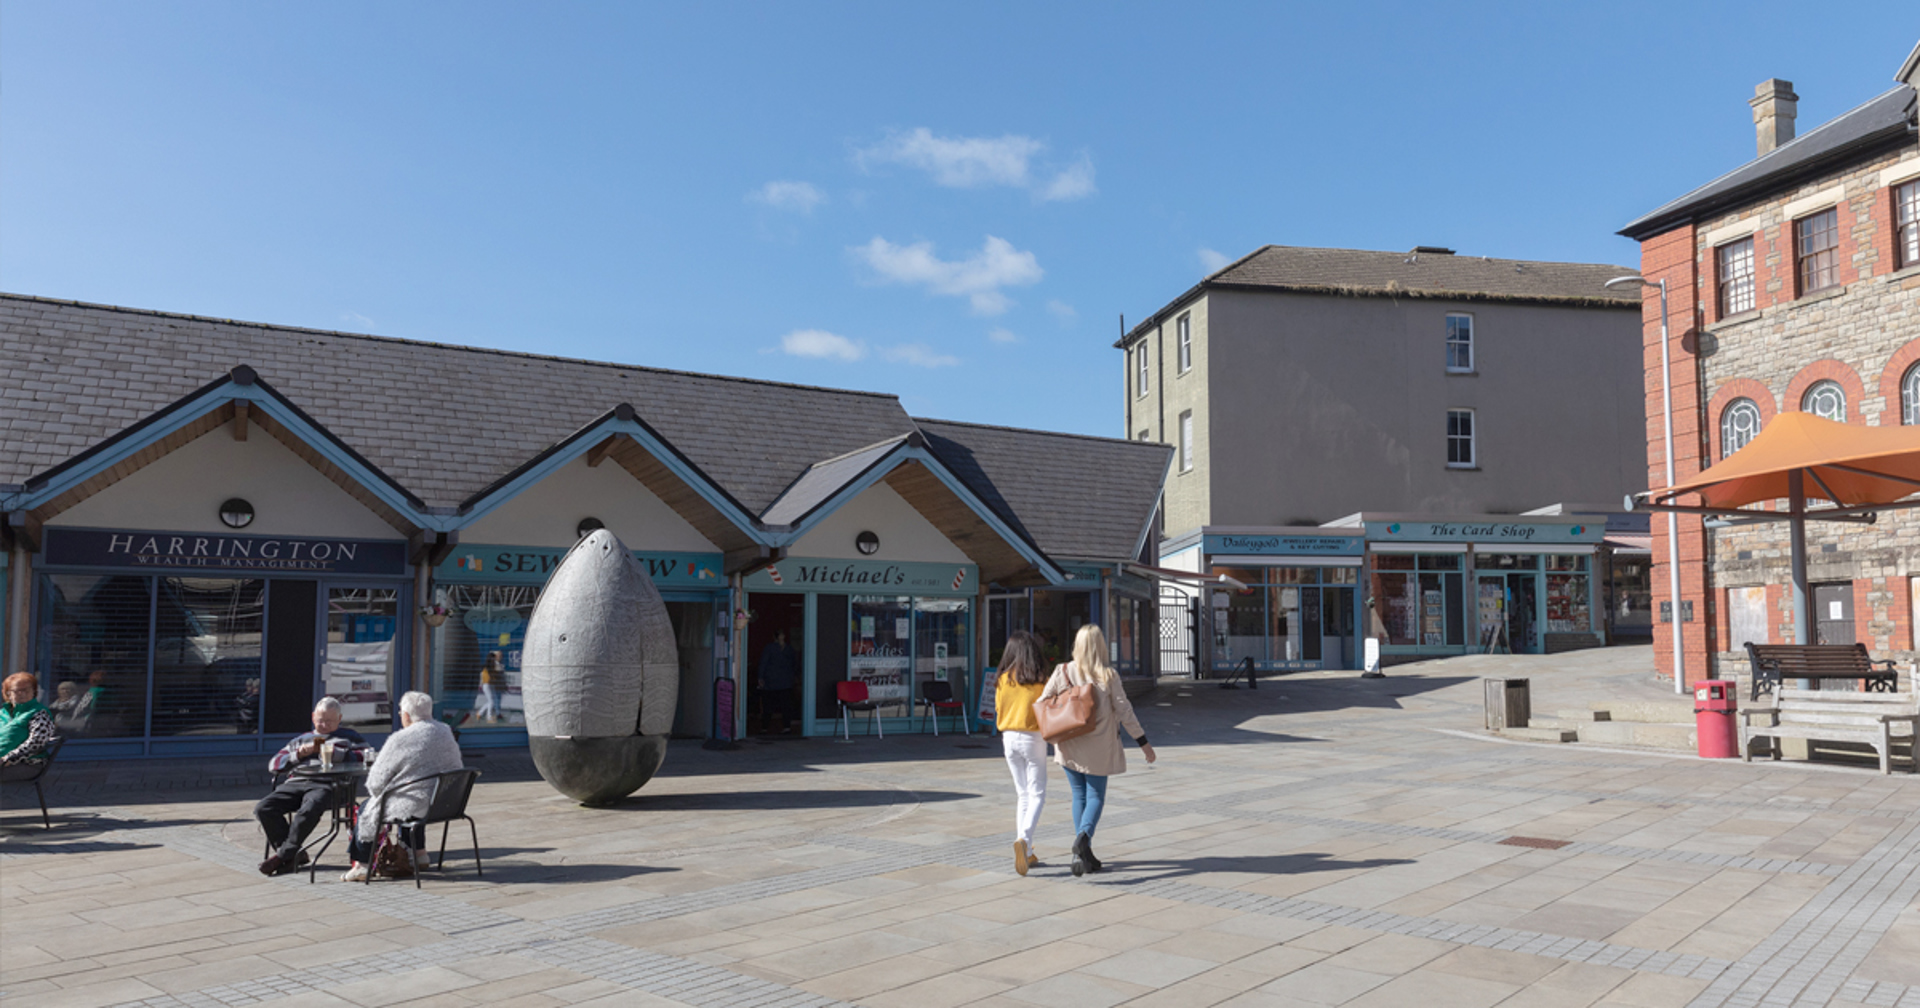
[342, 691, 462, 882]
[256, 697, 368, 876]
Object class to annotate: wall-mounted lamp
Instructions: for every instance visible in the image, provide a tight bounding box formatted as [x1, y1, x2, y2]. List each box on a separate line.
[576, 517, 605, 538]
[219, 498, 255, 529]
[856, 530, 880, 555]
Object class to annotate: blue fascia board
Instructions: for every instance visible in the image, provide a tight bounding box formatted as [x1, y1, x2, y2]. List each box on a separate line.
[452, 418, 764, 542]
[764, 446, 1065, 584]
[16, 384, 438, 529]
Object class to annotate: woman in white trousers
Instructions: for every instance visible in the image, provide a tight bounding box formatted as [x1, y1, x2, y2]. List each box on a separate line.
[994, 630, 1050, 874]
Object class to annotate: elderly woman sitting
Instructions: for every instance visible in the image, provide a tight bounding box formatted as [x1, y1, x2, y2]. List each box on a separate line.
[1, 673, 57, 776]
[342, 691, 463, 882]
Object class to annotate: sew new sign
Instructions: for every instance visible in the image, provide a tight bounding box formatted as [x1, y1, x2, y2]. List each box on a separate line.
[437, 544, 723, 589]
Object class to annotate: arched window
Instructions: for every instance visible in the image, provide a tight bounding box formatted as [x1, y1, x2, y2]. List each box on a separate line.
[1721, 398, 1762, 457]
[1802, 380, 1846, 422]
[1904, 364, 1920, 426]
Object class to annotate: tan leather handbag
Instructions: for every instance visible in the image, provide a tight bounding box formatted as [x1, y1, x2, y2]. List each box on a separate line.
[1035, 663, 1099, 744]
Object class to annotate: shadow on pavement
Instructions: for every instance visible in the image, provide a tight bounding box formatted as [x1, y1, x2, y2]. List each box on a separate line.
[468, 860, 675, 885]
[618, 788, 978, 811]
[1096, 851, 1416, 882]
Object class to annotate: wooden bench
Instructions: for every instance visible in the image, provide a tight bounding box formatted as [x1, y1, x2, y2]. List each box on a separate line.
[1742, 643, 1899, 701]
[1740, 687, 1920, 774]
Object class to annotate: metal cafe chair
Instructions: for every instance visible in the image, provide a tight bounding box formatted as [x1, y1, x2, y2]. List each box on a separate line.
[363, 767, 484, 888]
[836, 681, 884, 740]
[915, 680, 970, 737]
[1, 736, 63, 829]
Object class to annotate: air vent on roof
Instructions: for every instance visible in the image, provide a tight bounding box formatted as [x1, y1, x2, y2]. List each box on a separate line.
[1409, 246, 1456, 255]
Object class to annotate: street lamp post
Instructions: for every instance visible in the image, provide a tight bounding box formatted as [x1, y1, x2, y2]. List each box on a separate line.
[1607, 275, 1685, 695]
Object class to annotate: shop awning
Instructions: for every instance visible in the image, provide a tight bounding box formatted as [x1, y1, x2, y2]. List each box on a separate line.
[1121, 563, 1247, 591]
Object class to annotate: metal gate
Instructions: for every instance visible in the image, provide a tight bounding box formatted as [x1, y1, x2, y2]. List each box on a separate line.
[1158, 586, 1197, 677]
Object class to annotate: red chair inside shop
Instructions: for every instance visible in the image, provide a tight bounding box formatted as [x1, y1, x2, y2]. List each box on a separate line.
[835, 680, 883, 741]
[915, 680, 970, 737]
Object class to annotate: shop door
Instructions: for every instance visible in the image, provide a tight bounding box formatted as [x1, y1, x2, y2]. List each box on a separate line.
[1320, 587, 1355, 668]
[1508, 575, 1539, 654]
[323, 586, 400, 740]
[1813, 583, 1855, 646]
[747, 593, 805, 735]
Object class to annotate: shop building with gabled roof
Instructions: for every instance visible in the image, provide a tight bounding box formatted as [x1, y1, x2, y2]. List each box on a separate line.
[0, 293, 1169, 757]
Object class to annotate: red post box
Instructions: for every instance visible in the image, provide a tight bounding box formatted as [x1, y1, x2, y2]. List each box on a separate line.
[1694, 679, 1738, 758]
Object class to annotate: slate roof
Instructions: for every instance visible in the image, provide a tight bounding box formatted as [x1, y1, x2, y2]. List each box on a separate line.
[1620, 86, 1918, 241]
[1121, 246, 1638, 347]
[2, 294, 1171, 569]
[914, 418, 1171, 562]
[0, 294, 917, 516]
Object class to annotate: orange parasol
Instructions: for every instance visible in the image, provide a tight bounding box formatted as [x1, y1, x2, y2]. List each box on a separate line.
[1635, 412, 1920, 645]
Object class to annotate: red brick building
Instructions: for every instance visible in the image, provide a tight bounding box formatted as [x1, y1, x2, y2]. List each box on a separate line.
[1618, 44, 1920, 687]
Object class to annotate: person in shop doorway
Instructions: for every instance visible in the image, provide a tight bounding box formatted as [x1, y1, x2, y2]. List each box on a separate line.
[1042, 623, 1155, 878]
[757, 630, 798, 734]
[994, 630, 1049, 875]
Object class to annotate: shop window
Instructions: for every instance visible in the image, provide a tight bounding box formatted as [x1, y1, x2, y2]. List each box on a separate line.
[913, 597, 970, 707]
[1176, 313, 1192, 373]
[1545, 554, 1589, 572]
[1368, 555, 1464, 648]
[1546, 572, 1592, 633]
[1802, 380, 1846, 423]
[1721, 398, 1762, 457]
[850, 595, 913, 718]
[1445, 314, 1473, 372]
[1611, 558, 1653, 634]
[1897, 180, 1919, 271]
[1903, 364, 1920, 426]
[1717, 237, 1755, 316]
[1110, 594, 1146, 673]
[1030, 589, 1092, 666]
[1476, 553, 1539, 571]
[430, 585, 539, 729]
[1179, 411, 1194, 472]
[1795, 207, 1839, 295]
[38, 574, 155, 738]
[153, 577, 265, 737]
[325, 588, 400, 739]
[1447, 409, 1475, 467]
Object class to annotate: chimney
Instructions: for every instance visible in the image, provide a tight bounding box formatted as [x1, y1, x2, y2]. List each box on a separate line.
[1750, 79, 1798, 156]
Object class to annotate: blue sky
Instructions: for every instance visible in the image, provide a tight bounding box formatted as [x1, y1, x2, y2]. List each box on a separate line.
[4, 2, 1916, 437]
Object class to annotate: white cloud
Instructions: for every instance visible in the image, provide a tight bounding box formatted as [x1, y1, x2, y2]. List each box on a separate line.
[883, 344, 961, 368]
[1039, 155, 1096, 202]
[988, 327, 1019, 344]
[748, 180, 826, 214]
[340, 310, 376, 330]
[1045, 300, 1077, 324]
[851, 235, 1043, 315]
[1197, 247, 1232, 273]
[779, 329, 865, 361]
[857, 128, 1095, 201]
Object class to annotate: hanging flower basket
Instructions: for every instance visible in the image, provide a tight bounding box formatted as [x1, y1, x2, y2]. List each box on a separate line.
[419, 602, 452, 628]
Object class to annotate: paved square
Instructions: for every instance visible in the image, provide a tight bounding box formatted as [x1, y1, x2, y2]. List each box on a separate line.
[6, 650, 1920, 1008]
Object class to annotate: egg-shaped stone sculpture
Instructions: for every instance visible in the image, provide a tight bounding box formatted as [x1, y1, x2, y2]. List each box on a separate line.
[522, 529, 679, 805]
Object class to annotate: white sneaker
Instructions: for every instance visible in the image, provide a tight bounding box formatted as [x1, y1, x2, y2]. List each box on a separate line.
[340, 863, 369, 882]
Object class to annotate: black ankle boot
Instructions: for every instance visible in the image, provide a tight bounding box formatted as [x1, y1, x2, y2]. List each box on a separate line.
[1071, 832, 1090, 877]
[1082, 836, 1103, 874]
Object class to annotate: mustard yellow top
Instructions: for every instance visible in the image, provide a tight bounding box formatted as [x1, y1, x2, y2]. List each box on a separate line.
[995, 677, 1045, 733]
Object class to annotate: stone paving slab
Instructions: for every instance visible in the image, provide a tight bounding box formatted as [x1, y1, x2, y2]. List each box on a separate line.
[6, 647, 1920, 1007]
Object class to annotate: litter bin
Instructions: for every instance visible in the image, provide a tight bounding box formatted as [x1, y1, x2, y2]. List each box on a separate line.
[1694, 679, 1738, 758]
[1483, 678, 1530, 730]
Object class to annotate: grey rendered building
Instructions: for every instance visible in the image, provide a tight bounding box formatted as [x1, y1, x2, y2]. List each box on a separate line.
[1121, 246, 1650, 669]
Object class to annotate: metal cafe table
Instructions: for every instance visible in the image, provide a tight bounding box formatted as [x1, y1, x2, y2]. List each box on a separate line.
[288, 762, 370, 883]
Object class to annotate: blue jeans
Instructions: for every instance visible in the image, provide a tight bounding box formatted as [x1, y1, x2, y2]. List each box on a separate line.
[1062, 767, 1108, 838]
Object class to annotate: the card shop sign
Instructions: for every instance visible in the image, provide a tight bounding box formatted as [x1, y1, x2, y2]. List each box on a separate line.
[45, 529, 408, 575]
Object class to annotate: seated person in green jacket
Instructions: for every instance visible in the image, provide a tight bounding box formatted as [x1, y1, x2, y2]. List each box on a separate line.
[0, 673, 57, 779]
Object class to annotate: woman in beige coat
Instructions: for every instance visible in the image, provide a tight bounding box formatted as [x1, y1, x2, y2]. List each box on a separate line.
[1040, 624, 1154, 876]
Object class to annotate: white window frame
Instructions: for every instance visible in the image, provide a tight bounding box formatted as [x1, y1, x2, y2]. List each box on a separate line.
[1136, 345, 1150, 398]
[1445, 314, 1473, 373]
[1717, 237, 1756, 316]
[1446, 409, 1476, 468]
[1896, 179, 1920, 271]
[1802, 380, 1846, 422]
[1721, 398, 1762, 458]
[1179, 411, 1194, 472]
[1176, 314, 1192, 374]
[1901, 364, 1920, 426]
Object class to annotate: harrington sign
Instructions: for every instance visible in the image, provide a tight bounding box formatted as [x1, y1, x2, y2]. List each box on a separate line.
[44, 528, 408, 574]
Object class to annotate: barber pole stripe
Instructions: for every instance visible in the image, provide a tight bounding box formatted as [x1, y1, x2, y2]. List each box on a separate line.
[767, 565, 783, 585]
[953, 569, 966, 590]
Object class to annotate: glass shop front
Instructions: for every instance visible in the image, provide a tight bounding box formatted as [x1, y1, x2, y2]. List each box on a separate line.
[30, 526, 413, 758]
[742, 558, 978, 737]
[982, 570, 1156, 682]
[428, 543, 727, 745]
[1361, 519, 1605, 657]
